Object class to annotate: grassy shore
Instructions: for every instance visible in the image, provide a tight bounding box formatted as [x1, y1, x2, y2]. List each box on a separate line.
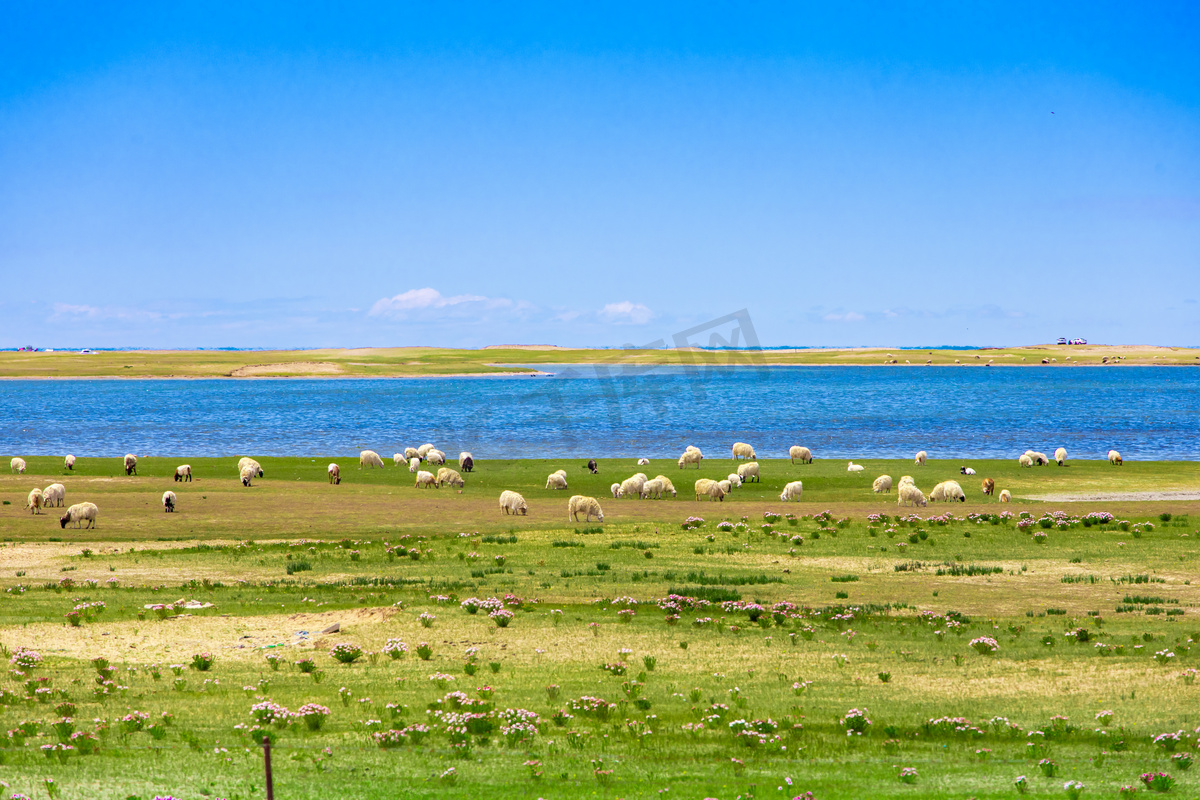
[1, 457, 1199, 798]
[2, 343, 1199, 378]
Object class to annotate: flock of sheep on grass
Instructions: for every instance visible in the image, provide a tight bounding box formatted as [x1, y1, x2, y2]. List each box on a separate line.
[7, 442, 1127, 527]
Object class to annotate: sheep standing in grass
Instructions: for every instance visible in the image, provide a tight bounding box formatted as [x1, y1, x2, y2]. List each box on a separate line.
[25, 487, 43, 514]
[930, 480, 965, 503]
[677, 451, 701, 469]
[642, 478, 664, 499]
[998, 489, 1012, 503]
[694, 478, 726, 502]
[414, 470, 436, 488]
[780, 480, 804, 501]
[60, 502, 98, 529]
[1054, 447, 1068, 465]
[847, 462, 865, 473]
[898, 484, 927, 507]
[914, 451, 927, 466]
[732, 442, 756, 460]
[568, 495, 604, 522]
[1018, 454, 1033, 468]
[123, 454, 138, 475]
[459, 452, 474, 472]
[64, 455, 75, 470]
[404, 447, 420, 461]
[328, 463, 340, 484]
[393, 453, 406, 466]
[435, 468, 464, 488]
[175, 465, 192, 482]
[1026, 450, 1049, 466]
[726, 473, 743, 488]
[409, 457, 420, 473]
[586, 459, 598, 474]
[653, 475, 677, 498]
[240, 465, 256, 487]
[238, 457, 264, 478]
[717, 479, 733, 495]
[1108, 450, 1123, 465]
[162, 491, 176, 512]
[10, 457, 26, 474]
[416, 444, 435, 460]
[610, 482, 622, 498]
[789, 446, 813, 464]
[737, 462, 760, 483]
[619, 475, 645, 499]
[359, 450, 385, 469]
[42, 483, 65, 507]
[425, 449, 446, 466]
[873, 475, 893, 493]
[981, 478, 995, 495]
[499, 490, 527, 516]
[546, 472, 568, 490]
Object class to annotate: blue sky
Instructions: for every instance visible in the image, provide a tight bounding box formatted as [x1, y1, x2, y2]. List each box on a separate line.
[1, 2, 1197, 349]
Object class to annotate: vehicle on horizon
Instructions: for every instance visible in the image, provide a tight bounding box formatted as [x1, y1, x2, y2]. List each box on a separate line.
[1069, 338, 1087, 345]
[1056, 338, 1068, 345]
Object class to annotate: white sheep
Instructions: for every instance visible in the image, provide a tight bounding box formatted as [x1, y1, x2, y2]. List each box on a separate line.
[435, 468, 464, 488]
[240, 465, 256, 487]
[731, 442, 756, 460]
[610, 482, 622, 498]
[872, 475, 893, 493]
[175, 464, 192, 482]
[637, 458, 650, 466]
[360, 450, 385, 469]
[959, 466, 976, 476]
[425, 449, 446, 465]
[328, 463, 340, 484]
[42, 483, 66, 507]
[736, 462, 760, 483]
[409, 457, 420, 473]
[552, 468, 567, 479]
[64, 455, 75, 470]
[685, 445, 702, 456]
[123, 453, 138, 475]
[25, 487, 43, 514]
[414, 470, 436, 488]
[499, 490, 527, 516]
[929, 480, 965, 503]
[238, 457, 264, 478]
[393, 453, 406, 466]
[459, 452, 474, 472]
[780, 480, 804, 502]
[898, 484, 927, 507]
[677, 450, 702, 469]
[694, 478, 726, 502]
[619, 475, 645, 499]
[1108, 450, 1123, 465]
[789, 446, 813, 464]
[1026, 450, 1049, 466]
[416, 443, 436, 459]
[60, 501, 98, 529]
[1054, 447, 1068, 466]
[1018, 454, 1033, 467]
[642, 478, 664, 499]
[162, 490, 176, 512]
[717, 479, 733, 495]
[998, 489, 1012, 503]
[847, 462, 865, 473]
[546, 472, 568, 490]
[10, 457, 26, 474]
[404, 447, 420, 461]
[568, 495, 604, 522]
[653, 475, 678, 498]
[914, 451, 927, 466]
[726, 473, 743, 488]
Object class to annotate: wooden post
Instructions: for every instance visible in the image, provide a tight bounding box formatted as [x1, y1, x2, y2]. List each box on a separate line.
[263, 736, 275, 800]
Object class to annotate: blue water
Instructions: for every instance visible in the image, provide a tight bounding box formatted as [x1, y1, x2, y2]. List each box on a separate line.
[1, 366, 1198, 460]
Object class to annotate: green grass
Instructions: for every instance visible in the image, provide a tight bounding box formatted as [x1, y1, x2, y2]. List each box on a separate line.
[1, 458, 1200, 798]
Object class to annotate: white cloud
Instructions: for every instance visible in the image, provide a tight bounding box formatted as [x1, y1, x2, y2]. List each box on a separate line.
[822, 311, 865, 323]
[368, 288, 518, 319]
[598, 301, 653, 325]
[49, 303, 165, 323]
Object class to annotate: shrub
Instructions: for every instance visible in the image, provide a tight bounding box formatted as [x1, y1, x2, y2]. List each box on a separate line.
[329, 643, 363, 665]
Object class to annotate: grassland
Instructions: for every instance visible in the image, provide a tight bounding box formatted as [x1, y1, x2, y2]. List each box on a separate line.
[2, 343, 1199, 378]
[1, 456, 1200, 799]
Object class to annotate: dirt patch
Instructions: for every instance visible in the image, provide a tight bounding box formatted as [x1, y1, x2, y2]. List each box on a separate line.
[229, 362, 344, 377]
[1025, 491, 1200, 502]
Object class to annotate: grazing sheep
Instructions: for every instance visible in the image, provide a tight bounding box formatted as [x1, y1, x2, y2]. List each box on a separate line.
[359, 450, 385, 469]
[637, 458, 650, 466]
[123, 453, 138, 475]
[898, 484, 927, 507]
[731, 442, 756, 460]
[64, 455, 75, 470]
[981, 478, 995, 495]
[328, 463, 340, 484]
[1108, 450, 1123, 465]
[1054, 447, 1068, 466]
[409, 457, 420, 473]
[642, 478, 664, 499]
[25, 487, 43, 514]
[499, 490, 527, 516]
[717, 479, 733, 495]
[726, 473, 743, 488]
[546, 472, 568, 490]
[42, 483, 65, 507]
[435, 468, 464, 488]
[930, 480, 965, 503]
[677, 450, 702, 469]
[414, 470, 436, 488]
[780, 480, 804, 502]
[610, 482, 622, 498]
[551, 468, 567, 480]
[238, 457, 264, 478]
[847, 462, 865, 473]
[914, 451, 927, 466]
[568, 494, 604, 522]
[619, 475, 646, 499]
[873, 475, 893, 493]
[694, 478, 726, 502]
[459, 452, 474, 472]
[960, 466, 976, 475]
[240, 465, 256, 487]
[653, 475, 677, 498]
[1018, 454, 1034, 468]
[60, 502, 98, 529]
[1026, 450, 1049, 466]
[416, 443, 435, 459]
[10, 457, 26, 474]
[998, 489, 1012, 503]
[789, 446, 813, 464]
[162, 490, 176, 512]
[425, 449, 446, 465]
[393, 453, 406, 466]
[736, 462, 760, 483]
[586, 459, 598, 474]
[174, 465, 192, 482]
[404, 447, 420, 461]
